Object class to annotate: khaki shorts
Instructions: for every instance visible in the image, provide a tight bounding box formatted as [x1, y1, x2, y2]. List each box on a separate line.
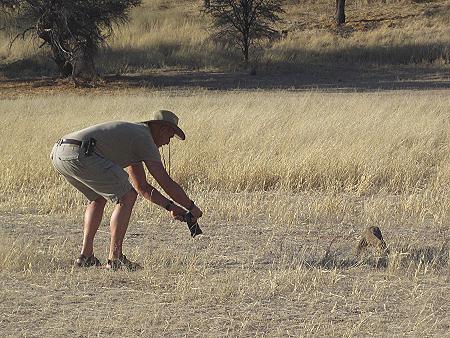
[50, 143, 133, 203]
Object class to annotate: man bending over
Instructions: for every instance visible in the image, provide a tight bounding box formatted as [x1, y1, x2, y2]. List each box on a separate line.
[50, 110, 203, 270]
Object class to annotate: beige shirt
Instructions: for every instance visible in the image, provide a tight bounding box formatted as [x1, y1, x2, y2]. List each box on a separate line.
[63, 121, 161, 167]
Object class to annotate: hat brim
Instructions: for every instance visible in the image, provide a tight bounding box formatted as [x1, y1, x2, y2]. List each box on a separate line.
[146, 120, 185, 140]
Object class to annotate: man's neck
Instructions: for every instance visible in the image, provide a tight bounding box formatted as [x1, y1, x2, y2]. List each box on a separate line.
[148, 124, 162, 147]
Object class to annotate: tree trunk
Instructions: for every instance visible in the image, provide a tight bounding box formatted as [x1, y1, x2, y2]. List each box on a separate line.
[336, 0, 346, 25]
[243, 41, 249, 63]
[71, 39, 98, 83]
[51, 46, 73, 78]
[37, 32, 73, 77]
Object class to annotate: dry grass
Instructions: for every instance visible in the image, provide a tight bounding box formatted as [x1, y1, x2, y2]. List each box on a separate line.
[1, 0, 449, 76]
[0, 2, 449, 335]
[0, 90, 448, 225]
[0, 88, 448, 336]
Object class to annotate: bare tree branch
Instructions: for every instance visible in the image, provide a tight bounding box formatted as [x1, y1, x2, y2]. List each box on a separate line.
[8, 26, 33, 48]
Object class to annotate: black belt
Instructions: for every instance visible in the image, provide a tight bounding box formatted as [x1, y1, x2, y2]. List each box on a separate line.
[58, 137, 97, 156]
[59, 139, 82, 146]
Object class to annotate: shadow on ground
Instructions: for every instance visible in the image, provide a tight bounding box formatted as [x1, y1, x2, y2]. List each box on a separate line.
[1, 40, 450, 92]
[1, 64, 450, 93]
[0, 56, 57, 79]
[303, 243, 449, 270]
[105, 64, 450, 92]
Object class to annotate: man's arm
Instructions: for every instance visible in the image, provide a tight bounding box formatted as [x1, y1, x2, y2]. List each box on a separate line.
[144, 160, 202, 219]
[126, 162, 186, 217]
[126, 161, 202, 219]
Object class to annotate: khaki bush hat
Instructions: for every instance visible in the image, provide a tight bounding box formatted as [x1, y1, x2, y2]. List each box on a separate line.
[144, 110, 186, 140]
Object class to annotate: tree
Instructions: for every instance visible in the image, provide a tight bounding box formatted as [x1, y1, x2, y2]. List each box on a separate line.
[204, 0, 283, 64]
[335, 0, 345, 25]
[1, 0, 141, 82]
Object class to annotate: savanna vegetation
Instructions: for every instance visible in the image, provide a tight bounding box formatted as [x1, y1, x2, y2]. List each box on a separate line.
[1, 0, 449, 78]
[0, 90, 448, 336]
[0, 0, 449, 337]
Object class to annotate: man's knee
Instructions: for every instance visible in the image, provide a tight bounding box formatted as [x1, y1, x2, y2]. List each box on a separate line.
[90, 196, 107, 208]
[118, 188, 138, 206]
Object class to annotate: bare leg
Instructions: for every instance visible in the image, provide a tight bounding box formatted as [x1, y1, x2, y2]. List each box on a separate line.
[81, 196, 107, 257]
[109, 189, 137, 260]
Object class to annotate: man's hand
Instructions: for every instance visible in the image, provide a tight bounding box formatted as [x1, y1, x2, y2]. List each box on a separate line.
[190, 205, 203, 219]
[171, 206, 204, 238]
[170, 204, 186, 221]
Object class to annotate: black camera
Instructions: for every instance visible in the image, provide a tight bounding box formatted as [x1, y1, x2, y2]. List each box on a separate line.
[184, 212, 203, 238]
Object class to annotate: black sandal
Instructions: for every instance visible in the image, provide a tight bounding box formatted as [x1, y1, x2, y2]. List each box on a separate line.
[75, 254, 101, 267]
[106, 254, 142, 271]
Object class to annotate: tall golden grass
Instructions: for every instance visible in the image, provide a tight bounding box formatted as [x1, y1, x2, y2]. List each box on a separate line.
[0, 90, 448, 229]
